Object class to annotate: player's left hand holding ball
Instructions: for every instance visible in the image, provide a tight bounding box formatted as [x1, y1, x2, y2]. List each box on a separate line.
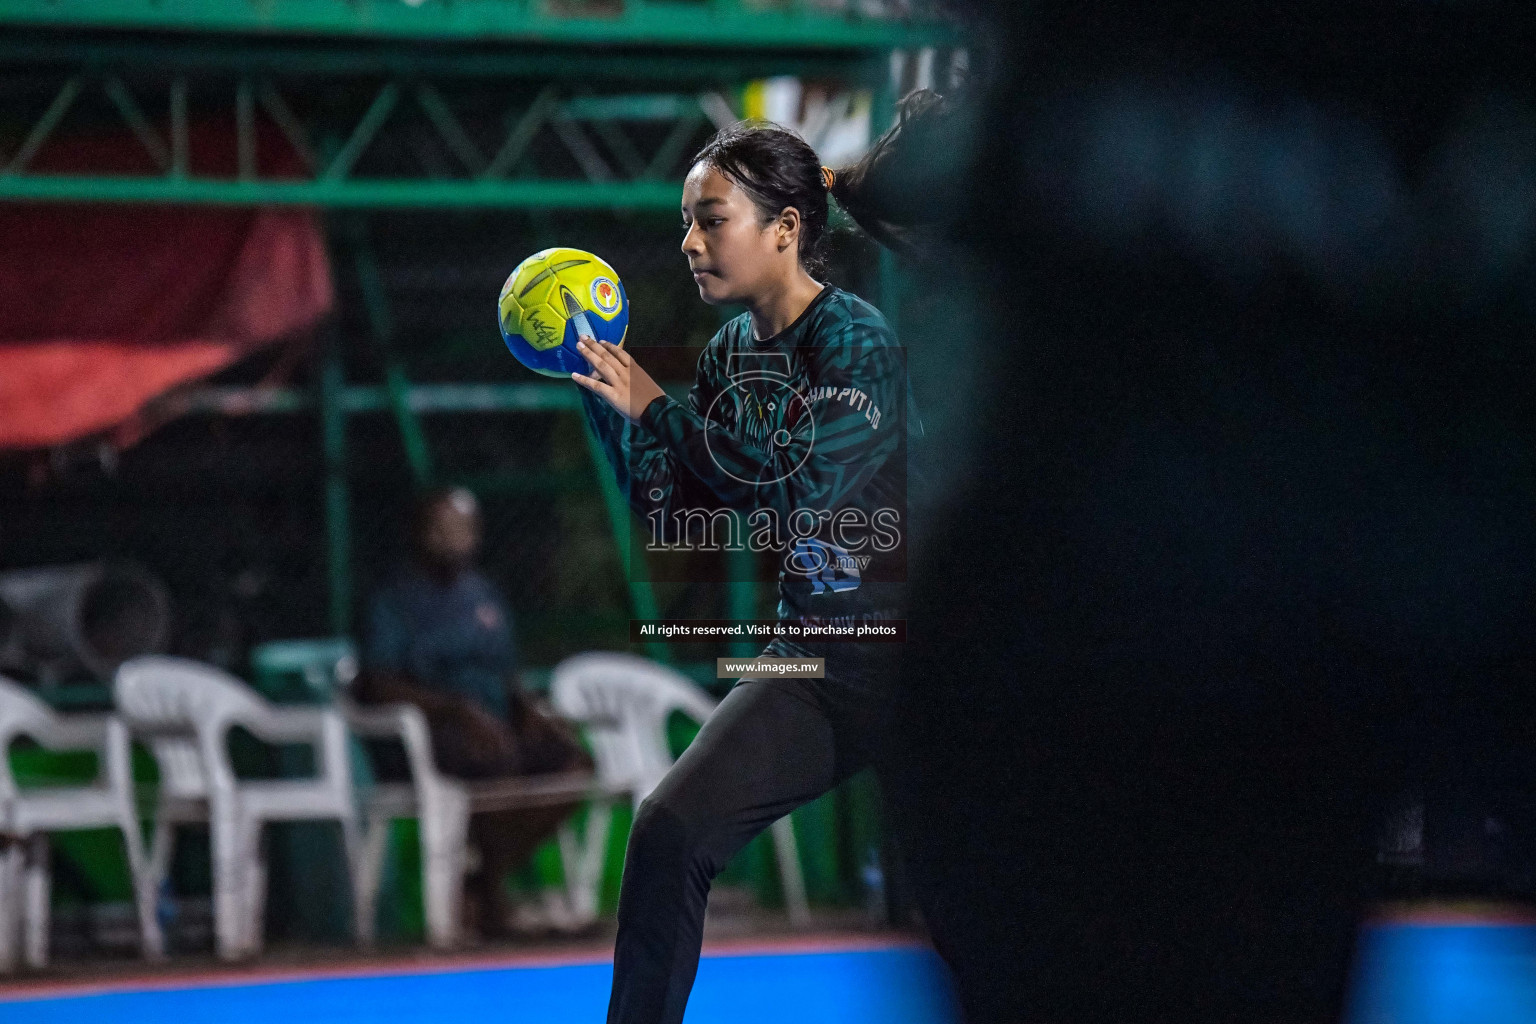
[573, 336, 666, 424]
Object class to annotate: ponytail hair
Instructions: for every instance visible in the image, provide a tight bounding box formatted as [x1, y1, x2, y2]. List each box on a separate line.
[828, 88, 970, 260]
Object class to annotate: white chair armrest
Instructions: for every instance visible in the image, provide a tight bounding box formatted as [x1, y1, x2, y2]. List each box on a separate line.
[218, 706, 353, 790]
[3, 714, 134, 797]
[238, 706, 333, 744]
[341, 701, 416, 738]
[568, 711, 624, 731]
[31, 714, 113, 751]
[340, 700, 443, 790]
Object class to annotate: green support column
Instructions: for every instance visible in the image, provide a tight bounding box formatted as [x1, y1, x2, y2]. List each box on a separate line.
[319, 323, 353, 635]
[348, 218, 435, 488]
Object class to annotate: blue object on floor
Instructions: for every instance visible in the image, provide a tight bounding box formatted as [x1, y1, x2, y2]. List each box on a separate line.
[0, 945, 961, 1024]
[1345, 923, 1536, 1024]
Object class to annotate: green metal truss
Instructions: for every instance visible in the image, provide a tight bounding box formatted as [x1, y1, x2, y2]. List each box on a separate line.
[0, 2, 954, 208]
[0, 53, 936, 207]
[0, 66, 754, 207]
[0, 0, 952, 49]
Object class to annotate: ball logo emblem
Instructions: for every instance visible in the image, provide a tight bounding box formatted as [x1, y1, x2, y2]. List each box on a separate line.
[591, 277, 621, 315]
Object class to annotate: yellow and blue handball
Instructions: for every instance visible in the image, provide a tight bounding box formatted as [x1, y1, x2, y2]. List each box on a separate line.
[497, 247, 629, 377]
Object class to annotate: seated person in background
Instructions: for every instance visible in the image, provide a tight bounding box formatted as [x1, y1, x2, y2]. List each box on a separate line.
[357, 486, 592, 938]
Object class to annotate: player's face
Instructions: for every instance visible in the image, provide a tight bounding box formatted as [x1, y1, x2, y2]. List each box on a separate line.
[680, 163, 782, 305]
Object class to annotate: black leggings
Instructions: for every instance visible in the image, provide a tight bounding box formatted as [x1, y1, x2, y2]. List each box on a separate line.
[606, 676, 892, 1024]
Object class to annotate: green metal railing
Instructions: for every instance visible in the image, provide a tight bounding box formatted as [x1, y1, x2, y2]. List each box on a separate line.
[0, 72, 740, 208]
[0, 0, 951, 48]
[0, 0, 955, 207]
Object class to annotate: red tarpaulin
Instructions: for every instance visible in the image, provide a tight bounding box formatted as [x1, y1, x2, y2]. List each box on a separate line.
[0, 204, 332, 449]
[0, 119, 332, 450]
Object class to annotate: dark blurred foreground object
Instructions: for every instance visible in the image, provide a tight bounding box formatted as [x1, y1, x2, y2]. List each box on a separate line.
[880, 3, 1536, 1022]
[0, 563, 170, 683]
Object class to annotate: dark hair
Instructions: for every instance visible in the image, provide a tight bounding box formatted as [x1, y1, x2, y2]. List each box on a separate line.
[827, 88, 970, 260]
[692, 122, 833, 277]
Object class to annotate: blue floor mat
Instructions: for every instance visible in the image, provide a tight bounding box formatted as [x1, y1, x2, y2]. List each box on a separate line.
[0, 944, 961, 1024]
[1345, 923, 1536, 1024]
[6, 924, 1534, 1023]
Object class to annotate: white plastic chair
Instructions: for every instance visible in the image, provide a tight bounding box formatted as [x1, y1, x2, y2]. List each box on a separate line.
[112, 656, 367, 961]
[345, 698, 609, 949]
[0, 675, 161, 971]
[549, 652, 809, 928]
[243, 638, 608, 951]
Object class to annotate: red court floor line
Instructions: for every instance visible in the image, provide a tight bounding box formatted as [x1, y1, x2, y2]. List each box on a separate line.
[700, 933, 929, 959]
[0, 932, 926, 1004]
[1365, 904, 1536, 928]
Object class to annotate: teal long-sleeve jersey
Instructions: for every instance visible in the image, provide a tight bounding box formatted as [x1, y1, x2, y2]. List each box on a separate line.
[579, 285, 911, 659]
